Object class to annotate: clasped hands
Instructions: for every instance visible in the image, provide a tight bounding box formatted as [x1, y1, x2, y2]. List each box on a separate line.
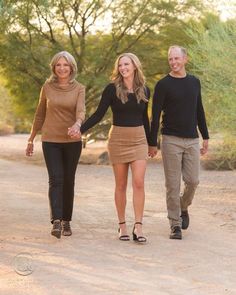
[148, 146, 158, 158]
[68, 123, 81, 139]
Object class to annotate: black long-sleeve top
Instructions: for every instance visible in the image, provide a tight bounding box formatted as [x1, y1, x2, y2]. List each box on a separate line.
[81, 83, 151, 144]
[149, 74, 209, 146]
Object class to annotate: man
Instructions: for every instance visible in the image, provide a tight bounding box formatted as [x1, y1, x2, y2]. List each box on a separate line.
[149, 45, 209, 240]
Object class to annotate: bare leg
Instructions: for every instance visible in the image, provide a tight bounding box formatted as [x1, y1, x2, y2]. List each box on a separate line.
[130, 160, 147, 238]
[112, 163, 129, 236]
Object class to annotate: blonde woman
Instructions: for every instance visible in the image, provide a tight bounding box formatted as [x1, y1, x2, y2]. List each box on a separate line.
[26, 51, 85, 239]
[80, 53, 151, 243]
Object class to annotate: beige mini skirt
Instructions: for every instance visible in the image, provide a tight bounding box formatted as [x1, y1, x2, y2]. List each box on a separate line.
[107, 125, 148, 164]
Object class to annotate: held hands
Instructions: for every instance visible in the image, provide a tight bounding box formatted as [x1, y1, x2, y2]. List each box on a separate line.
[68, 122, 81, 139]
[148, 146, 158, 158]
[200, 139, 209, 156]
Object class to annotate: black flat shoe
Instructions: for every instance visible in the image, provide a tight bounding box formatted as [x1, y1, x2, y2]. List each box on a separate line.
[181, 210, 189, 230]
[118, 221, 130, 241]
[169, 226, 182, 240]
[132, 222, 147, 243]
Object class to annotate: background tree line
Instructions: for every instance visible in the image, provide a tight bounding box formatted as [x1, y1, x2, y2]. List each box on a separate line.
[188, 14, 236, 170]
[0, 0, 235, 169]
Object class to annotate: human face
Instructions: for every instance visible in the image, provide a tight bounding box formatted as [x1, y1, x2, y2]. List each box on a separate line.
[54, 57, 71, 82]
[168, 47, 187, 77]
[118, 56, 136, 80]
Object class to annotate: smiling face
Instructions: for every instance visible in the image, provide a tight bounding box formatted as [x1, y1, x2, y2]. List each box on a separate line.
[118, 56, 136, 80]
[168, 47, 187, 77]
[54, 57, 71, 82]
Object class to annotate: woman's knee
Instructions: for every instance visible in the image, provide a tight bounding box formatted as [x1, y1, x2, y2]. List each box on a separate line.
[49, 174, 64, 186]
[132, 179, 144, 191]
[115, 181, 127, 192]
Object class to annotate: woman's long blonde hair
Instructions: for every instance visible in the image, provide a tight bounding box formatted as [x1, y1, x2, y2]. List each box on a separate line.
[111, 53, 147, 103]
[48, 51, 78, 83]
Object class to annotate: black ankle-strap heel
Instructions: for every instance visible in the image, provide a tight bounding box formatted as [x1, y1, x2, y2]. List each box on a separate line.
[118, 221, 130, 241]
[132, 222, 147, 243]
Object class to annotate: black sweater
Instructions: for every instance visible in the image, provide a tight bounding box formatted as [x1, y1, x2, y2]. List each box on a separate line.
[81, 83, 151, 144]
[149, 74, 209, 146]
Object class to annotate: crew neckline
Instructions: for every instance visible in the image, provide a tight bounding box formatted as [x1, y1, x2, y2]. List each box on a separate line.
[168, 73, 188, 79]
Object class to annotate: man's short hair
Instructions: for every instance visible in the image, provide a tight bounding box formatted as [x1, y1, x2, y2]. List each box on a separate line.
[168, 45, 187, 56]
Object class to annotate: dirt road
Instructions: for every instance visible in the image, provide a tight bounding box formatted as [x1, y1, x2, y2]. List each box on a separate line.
[0, 135, 235, 295]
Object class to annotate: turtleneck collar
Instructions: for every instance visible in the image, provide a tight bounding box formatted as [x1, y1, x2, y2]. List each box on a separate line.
[47, 80, 78, 92]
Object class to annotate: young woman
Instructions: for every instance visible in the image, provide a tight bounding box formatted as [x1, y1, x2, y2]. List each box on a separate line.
[80, 53, 151, 243]
[26, 51, 85, 239]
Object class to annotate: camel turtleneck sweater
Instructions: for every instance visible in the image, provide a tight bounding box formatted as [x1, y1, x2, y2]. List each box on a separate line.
[31, 80, 85, 142]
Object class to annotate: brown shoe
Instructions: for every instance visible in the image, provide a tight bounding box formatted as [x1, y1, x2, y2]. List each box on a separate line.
[62, 221, 72, 236]
[51, 219, 61, 239]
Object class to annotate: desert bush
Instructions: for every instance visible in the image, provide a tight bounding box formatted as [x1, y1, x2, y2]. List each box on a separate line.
[188, 17, 236, 169]
[0, 122, 14, 135]
[202, 136, 236, 170]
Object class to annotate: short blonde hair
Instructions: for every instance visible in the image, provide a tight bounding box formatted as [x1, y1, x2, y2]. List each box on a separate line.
[168, 45, 187, 56]
[111, 53, 147, 103]
[48, 51, 78, 83]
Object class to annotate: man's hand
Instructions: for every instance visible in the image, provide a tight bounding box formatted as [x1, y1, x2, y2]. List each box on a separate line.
[200, 139, 209, 155]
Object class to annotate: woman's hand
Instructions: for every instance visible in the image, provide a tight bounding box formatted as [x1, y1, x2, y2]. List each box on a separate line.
[68, 122, 81, 139]
[26, 141, 34, 156]
[148, 146, 158, 158]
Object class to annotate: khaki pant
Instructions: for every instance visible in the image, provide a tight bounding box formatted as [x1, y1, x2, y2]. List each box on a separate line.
[161, 135, 200, 228]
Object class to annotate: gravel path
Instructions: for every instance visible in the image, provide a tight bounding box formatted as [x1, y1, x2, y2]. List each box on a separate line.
[0, 135, 235, 295]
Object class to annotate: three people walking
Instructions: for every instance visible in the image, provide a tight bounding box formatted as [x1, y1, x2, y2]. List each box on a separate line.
[26, 46, 209, 241]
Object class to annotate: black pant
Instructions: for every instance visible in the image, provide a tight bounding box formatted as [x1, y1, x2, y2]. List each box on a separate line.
[42, 141, 82, 223]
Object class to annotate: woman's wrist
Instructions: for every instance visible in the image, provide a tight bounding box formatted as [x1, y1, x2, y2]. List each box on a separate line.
[28, 138, 34, 144]
[75, 121, 81, 128]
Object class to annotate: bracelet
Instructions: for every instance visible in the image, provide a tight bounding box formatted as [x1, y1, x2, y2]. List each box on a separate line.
[28, 141, 33, 145]
[75, 122, 81, 128]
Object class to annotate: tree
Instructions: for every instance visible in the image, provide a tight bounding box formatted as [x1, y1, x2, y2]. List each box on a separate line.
[0, 82, 14, 134]
[0, 0, 203, 134]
